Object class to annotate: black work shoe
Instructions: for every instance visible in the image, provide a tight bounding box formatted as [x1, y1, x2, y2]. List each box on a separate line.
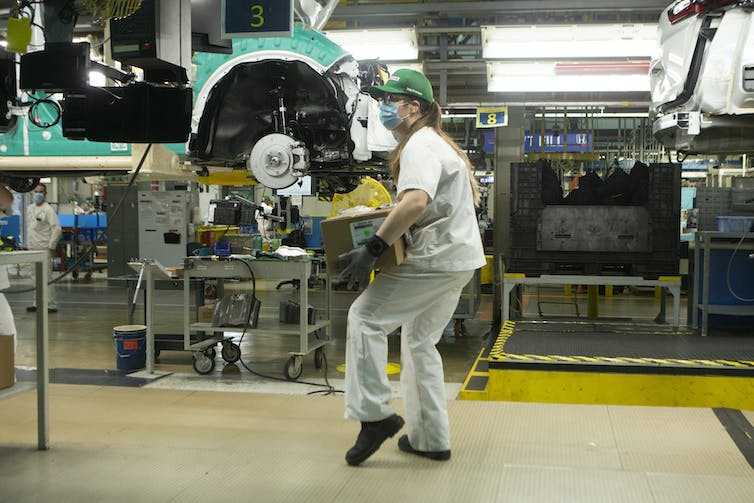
[346, 414, 404, 466]
[48, 307, 58, 313]
[26, 306, 37, 313]
[398, 435, 451, 461]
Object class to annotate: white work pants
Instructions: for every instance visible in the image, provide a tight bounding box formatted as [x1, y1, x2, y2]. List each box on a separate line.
[345, 267, 474, 452]
[30, 250, 56, 309]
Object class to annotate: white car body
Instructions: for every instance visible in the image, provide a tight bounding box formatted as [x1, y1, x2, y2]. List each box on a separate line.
[650, 0, 754, 154]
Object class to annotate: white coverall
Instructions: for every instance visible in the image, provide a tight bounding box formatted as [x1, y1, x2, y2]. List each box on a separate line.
[26, 202, 62, 309]
[255, 201, 273, 238]
[345, 126, 486, 452]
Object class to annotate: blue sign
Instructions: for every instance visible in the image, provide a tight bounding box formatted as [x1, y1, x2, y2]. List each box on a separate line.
[524, 130, 593, 154]
[483, 129, 495, 154]
[221, 0, 293, 38]
[476, 107, 508, 128]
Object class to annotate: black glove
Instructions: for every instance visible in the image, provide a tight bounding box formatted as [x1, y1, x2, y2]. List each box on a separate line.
[337, 236, 388, 291]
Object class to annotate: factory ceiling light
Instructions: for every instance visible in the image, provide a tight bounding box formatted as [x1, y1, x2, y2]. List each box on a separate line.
[325, 27, 419, 61]
[487, 61, 651, 93]
[481, 23, 658, 60]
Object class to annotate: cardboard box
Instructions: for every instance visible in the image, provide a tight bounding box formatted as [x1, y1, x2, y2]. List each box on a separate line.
[320, 207, 406, 274]
[165, 267, 184, 279]
[197, 303, 215, 323]
[0, 335, 14, 390]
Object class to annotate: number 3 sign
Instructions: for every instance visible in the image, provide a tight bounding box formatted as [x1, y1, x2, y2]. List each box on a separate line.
[221, 0, 294, 38]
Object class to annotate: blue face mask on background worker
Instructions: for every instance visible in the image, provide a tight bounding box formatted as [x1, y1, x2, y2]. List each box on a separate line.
[32, 192, 45, 204]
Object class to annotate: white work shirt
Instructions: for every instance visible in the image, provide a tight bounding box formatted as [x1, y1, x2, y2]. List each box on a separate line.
[26, 202, 62, 251]
[396, 127, 486, 272]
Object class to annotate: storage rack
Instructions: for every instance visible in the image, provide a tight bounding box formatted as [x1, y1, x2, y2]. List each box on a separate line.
[182, 255, 331, 379]
[0, 250, 49, 450]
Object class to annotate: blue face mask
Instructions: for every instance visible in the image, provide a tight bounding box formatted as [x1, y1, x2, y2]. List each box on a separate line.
[379, 102, 407, 130]
[32, 193, 45, 204]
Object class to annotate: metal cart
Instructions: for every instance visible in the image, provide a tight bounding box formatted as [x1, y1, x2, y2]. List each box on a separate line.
[451, 269, 481, 337]
[182, 255, 331, 379]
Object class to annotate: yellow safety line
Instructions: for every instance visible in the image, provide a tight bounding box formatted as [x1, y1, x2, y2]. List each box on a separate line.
[460, 347, 489, 393]
[492, 353, 754, 368]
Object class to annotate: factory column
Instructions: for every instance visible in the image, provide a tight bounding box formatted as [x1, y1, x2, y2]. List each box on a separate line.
[493, 107, 524, 325]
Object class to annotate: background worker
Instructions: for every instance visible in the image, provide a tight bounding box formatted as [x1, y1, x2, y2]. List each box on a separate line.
[26, 183, 62, 313]
[1, 185, 17, 386]
[338, 69, 486, 466]
[255, 195, 274, 238]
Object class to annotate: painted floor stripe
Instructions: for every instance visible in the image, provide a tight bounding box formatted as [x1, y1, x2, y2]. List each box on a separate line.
[714, 408, 754, 471]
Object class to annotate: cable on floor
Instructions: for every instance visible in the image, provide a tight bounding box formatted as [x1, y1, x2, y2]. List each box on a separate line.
[228, 257, 341, 394]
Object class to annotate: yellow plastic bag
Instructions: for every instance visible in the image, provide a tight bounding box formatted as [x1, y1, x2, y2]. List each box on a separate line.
[330, 177, 392, 216]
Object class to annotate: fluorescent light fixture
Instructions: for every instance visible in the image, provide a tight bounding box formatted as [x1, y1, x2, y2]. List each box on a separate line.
[535, 112, 650, 118]
[482, 23, 657, 59]
[383, 62, 423, 74]
[326, 28, 418, 61]
[442, 113, 477, 119]
[487, 61, 650, 93]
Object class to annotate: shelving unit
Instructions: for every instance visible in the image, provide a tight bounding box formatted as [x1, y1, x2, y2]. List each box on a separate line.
[0, 250, 49, 450]
[182, 256, 331, 379]
[692, 231, 754, 336]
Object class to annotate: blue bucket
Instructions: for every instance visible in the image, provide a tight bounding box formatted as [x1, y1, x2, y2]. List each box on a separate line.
[113, 325, 146, 371]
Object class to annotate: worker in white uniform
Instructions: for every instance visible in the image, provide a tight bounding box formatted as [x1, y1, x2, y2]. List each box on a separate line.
[26, 184, 62, 313]
[255, 195, 274, 238]
[1, 185, 17, 345]
[338, 69, 486, 466]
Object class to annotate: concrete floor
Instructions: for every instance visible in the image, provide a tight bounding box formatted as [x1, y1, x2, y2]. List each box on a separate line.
[3, 272, 754, 502]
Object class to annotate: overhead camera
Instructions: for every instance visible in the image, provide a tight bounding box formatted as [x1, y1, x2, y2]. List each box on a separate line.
[17, 0, 195, 144]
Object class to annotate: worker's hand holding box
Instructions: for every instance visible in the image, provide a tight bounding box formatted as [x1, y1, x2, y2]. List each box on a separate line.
[320, 207, 406, 275]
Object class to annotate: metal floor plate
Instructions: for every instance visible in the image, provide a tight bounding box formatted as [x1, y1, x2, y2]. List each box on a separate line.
[491, 321, 754, 374]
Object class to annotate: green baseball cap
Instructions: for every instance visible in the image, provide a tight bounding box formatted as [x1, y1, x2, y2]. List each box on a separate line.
[368, 68, 434, 103]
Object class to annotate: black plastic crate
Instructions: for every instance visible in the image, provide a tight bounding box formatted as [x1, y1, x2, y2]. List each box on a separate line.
[509, 162, 681, 276]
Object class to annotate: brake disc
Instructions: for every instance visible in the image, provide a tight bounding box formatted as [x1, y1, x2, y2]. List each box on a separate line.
[248, 133, 308, 189]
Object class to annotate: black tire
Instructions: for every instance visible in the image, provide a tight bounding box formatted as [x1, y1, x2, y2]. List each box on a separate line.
[284, 356, 303, 381]
[221, 342, 241, 363]
[314, 348, 324, 369]
[193, 353, 215, 374]
[3, 176, 40, 193]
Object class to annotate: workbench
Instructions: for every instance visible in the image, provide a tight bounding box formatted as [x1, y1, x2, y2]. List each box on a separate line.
[183, 255, 331, 379]
[502, 273, 682, 327]
[692, 231, 754, 336]
[0, 250, 49, 450]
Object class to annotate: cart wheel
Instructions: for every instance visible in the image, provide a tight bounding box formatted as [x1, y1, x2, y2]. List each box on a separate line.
[85, 271, 92, 281]
[284, 356, 303, 381]
[205, 347, 216, 360]
[193, 352, 215, 375]
[221, 342, 241, 363]
[154, 348, 161, 359]
[72, 270, 79, 280]
[314, 348, 325, 369]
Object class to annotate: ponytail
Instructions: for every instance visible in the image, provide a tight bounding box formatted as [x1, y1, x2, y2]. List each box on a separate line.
[389, 101, 480, 206]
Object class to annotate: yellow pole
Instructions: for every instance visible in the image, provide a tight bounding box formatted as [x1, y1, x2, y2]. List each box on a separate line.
[587, 285, 599, 317]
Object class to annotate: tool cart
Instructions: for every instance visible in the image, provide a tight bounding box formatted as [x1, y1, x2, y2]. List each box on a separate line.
[182, 255, 331, 379]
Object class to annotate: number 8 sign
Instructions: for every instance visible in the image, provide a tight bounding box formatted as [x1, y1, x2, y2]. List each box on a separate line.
[476, 107, 509, 128]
